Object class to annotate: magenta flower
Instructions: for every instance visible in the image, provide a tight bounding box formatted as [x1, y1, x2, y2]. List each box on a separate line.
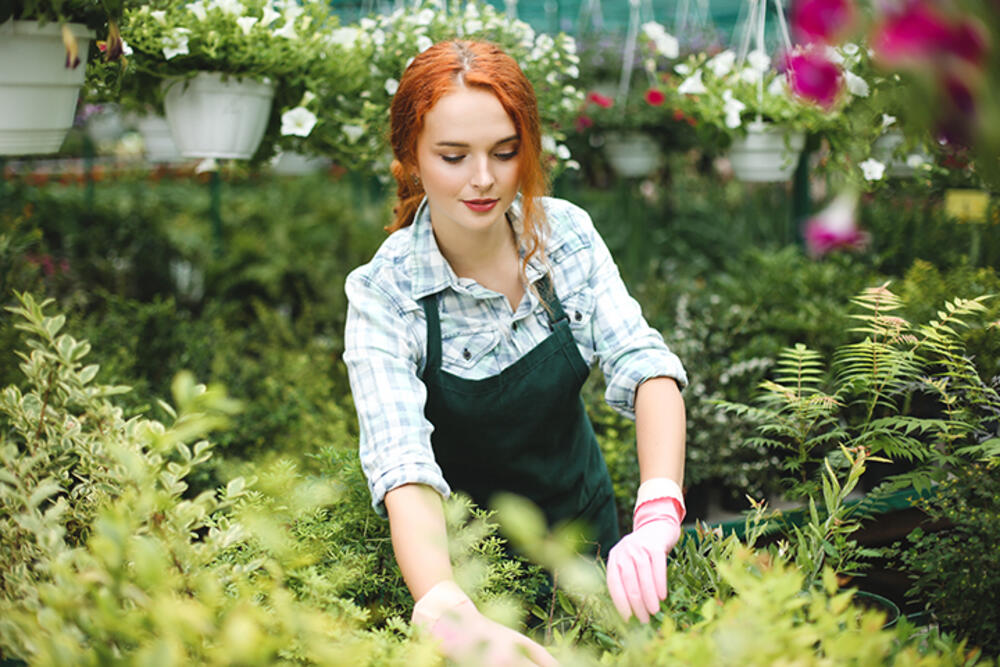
[786, 47, 843, 109]
[791, 0, 856, 44]
[871, 1, 954, 67]
[803, 191, 869, 258]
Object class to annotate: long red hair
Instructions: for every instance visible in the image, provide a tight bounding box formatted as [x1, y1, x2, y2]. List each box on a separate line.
[387, 40, 549, 277]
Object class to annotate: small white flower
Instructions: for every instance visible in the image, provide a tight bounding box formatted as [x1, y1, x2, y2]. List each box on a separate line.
[372, 29, 386, 46]
[674, 63, 691, 75]
[121, 39, 133, 56]
[566, 64, 579, 78]
[677, 69, 707, 95]
[162, 28, 191, 60]
[342, 124, 365, 143]
[845, 71, 870, 97]
[722, 90, 746, 129]
[273, 20, 297, 39]
[465, 18, 483, 33]
[881, 114, 897, 129]
[747, 49, 771, 71]
[740, 67, 763, 84]
[260, 5, 281, 26]
[825, 45, 845, 65]
[535, 33, 554, 51]
[655, 34, 679, 58]
[565, 159, 580, 170]
[641, 21, 667, 40]
[860, 158, 886, 181]
[150, 9, 167, 24]
[546, 71, 558, 85]
[415, 8, 435, 25]
[281, 107, 318, 137]
[186, 1, 208, 21]
[906, 153, 927, 168]
[843, 42, 859, 55]
[211, 0, 243, 16]
[328, 26, 361, 48]
[195, 158, 218, 173]
[385, 78, 399, 95]
[417, 35, 433, 53]
[301, 91, 315, 106]
[236, 16, 258, 35]
[707, 50, 735, 77]
[541, 135, 556, 153]
[359, 17, 376, 31]
[768, 75, 786, 96]
[556, 144, 571, 160]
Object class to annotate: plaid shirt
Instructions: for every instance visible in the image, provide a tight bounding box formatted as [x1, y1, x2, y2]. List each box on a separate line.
[344, 196, 687, 516]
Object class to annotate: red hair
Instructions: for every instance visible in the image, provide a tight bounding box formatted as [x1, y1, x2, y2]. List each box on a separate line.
[387, 40, 550, 279]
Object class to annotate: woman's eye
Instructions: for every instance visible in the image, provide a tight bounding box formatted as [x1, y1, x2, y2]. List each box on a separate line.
[441, 155, 464, 163]
[495, 150, 519, 160]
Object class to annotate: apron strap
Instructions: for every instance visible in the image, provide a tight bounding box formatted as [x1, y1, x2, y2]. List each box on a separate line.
[536, 273, 568, 328]
[421, 293, 443, 374]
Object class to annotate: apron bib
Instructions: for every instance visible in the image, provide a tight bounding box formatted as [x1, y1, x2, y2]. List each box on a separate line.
[420, 274, 619, 559]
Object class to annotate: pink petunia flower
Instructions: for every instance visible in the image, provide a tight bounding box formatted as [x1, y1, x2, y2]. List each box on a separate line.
[803, 191, 869, 257]
[786, 47, 843, 109]
[586, 92, 614, 108]
[791, 0, 856, 44]
[871, 1, 954, 67]
[645, 89, 666, 106]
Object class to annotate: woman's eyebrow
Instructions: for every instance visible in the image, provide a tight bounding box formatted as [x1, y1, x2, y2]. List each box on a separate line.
[434, 134, 520, 148]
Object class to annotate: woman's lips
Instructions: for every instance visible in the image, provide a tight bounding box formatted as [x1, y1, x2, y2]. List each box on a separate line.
[463, 199, 498, 212]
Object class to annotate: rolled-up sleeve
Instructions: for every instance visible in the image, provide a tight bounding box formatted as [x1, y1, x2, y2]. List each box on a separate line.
[343, 269, 450, 517]
[576, 207, 687, 419]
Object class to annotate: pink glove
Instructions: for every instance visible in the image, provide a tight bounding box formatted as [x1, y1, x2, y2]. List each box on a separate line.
[412, 580, 559, 667]
[606, 479, 685, 623]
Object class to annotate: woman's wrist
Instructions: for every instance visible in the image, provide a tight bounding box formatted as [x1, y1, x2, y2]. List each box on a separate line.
[635, 477, 686, 522]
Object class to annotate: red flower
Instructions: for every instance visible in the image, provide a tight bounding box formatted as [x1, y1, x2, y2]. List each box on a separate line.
[644, 89, 666, 106]
[672, 109, 685, 122]
[791, 0, 856, 44]
[575, 114, 594, 132]
[586, 92, 614, 108]
[786, 47, 843, 109]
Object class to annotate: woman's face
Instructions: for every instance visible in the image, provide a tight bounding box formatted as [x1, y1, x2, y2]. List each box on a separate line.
[415, 85, 521, 241]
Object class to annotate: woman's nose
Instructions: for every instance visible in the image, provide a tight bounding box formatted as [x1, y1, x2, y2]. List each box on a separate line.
[469, 156, 495, 190]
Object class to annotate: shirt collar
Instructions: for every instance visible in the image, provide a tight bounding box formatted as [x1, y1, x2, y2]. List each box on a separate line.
[407, 194, 548, 301]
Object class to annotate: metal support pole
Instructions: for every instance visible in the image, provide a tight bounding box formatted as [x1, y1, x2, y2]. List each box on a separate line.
[210, 170, 223, 257]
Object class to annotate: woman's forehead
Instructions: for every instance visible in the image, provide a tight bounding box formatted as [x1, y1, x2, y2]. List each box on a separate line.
[421, 86, 518, 145]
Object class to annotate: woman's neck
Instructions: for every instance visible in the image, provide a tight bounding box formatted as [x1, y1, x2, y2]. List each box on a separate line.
[432, 214, 524, 310]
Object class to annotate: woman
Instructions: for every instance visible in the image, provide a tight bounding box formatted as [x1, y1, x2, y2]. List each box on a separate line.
[344, 40, 687, 665]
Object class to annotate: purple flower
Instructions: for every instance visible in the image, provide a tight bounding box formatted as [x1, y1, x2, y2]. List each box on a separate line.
[791, 0, 856, 44]
[803, 191, 869, 257]
[786, 47, 843, 109]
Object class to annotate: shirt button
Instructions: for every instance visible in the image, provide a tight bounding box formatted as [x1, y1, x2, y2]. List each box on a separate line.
[574, 311, 582, 322]
[511, 321, 518, 331]
[462, 348, 471, 360]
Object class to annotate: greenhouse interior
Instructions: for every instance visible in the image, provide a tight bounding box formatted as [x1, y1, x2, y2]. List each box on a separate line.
[1, 0, 998, 664]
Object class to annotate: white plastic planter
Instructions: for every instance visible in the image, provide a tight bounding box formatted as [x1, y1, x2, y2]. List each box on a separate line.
[0, 20, 94, 156]
[271, 151, 332, 175]
[872, 130, 928, 178]
[131, 113, 181, 163]
[604, 132, 661, 178]
[728, 122, 805, 182]
[162, 72, 275, 160]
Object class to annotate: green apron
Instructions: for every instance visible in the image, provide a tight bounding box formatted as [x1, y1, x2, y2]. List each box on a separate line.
[420, 273, 620, 559]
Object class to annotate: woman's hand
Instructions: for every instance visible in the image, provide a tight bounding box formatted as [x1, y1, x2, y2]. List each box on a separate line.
[413, 580, 558, 667]
[605, 494, 683, 623]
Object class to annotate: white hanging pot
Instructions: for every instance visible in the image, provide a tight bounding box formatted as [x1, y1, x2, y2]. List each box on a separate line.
[728, 121, 805, 182]
[872, 130, 927, 178]
[131, 112, 181, 163]
[604, 131, 661, 178]
[0, 19, 94, 156]
[162, 72, 275, 159]
[270, 151, 332, 175]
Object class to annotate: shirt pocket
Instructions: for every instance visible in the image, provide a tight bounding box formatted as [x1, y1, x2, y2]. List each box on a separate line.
[441, 328, 500, 373]
[563, 288, 596, 348]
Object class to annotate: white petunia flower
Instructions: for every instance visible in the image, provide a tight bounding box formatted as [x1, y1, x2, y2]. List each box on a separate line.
[740, 67, 763, 84]
[342, 124, 365, 143]
[327, 26, 361, 48]
[881, 114, 897, 128]
[211, 0, 244, 15]
[677, 69, 707, 94]
[372, 29, 386, 46]
[768, 75, 786, 96]
[150, 10, 167, 24]
[722, 90, 746, 129]
[566, 64, 579, 78]
[385, 78, 399, 95]
[260, 5, 281, 26]
[541, 135, 556, 153]
[162, 28, 191, 60]
[747, 49, 771, 71]
[195, 158, 218, 174]
[906, 153, 927, 168]
[236, 16, 258, 35]
[415, 8, 435, 25]
[565, 159, 580, 170]
[556, 144, 571, 160]
[281, 107, 317, 137]
[417, 35, 433, 52]
[359, 17, 376, 30]
[844, 71, 870, 97]
[301, 91, 315, 106]
[825, 45, 845, 65]
[273, 20, 297, 39]
[121, 39, 133, 56]
[860, 158, 886, 180]
[186, 1, 208, 21]
[465, 18, 483, 32]
[843, 42, 859, 55]
[674, 63, 691, 75]
[655, 34, 679, 58]
[707, 50, 735, 77]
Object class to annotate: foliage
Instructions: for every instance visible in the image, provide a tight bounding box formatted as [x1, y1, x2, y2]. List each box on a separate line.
[892, 460, 1000, 656]
[718, 282, 1000, 502]
[0, 0, 123, 29]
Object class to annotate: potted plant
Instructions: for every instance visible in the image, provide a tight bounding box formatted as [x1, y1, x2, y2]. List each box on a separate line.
[1, 0, 125, 155]
[115, 0, 350, 161]
[280, 1, 584, 175]
[650, 47, 845, 182]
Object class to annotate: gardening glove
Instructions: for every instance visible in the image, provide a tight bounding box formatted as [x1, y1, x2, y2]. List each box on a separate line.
[412, 580, 559, 667]
[606, 478, 686, 623]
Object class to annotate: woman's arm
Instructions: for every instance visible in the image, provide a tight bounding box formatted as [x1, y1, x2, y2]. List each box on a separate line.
[384, 483, 453, 600]
[634, 376, 686, 486]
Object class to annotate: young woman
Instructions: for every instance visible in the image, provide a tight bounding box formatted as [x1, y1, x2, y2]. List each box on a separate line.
[344, 40, 688, 665]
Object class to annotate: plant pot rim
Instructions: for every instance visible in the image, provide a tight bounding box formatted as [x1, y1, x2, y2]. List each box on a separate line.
[1, 18, 94, 38]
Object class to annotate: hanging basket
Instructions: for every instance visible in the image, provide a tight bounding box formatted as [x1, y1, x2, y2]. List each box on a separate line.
[604, 132, 662, 178]
[130, 112, 182, 163]
[162, 72, 275, 160]
[0, 20, 94, 156]
[728, 122, 805, 182]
